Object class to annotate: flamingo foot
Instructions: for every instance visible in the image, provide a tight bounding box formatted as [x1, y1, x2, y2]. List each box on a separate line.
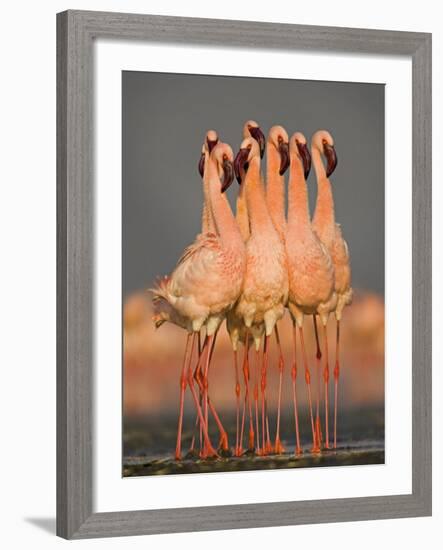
[274, 436, 285, 455]
[294, 445, 303, 457]
[200, 443, 219, 460]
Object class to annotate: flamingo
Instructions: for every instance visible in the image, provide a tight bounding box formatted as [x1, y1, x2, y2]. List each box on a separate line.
[285, 132, 337, 454]
[198, 130, 219, 234]
[226, 120, 266, 456]
[233, 136, 288, 456]
[264, 125, 290, 455]
[311, 130, 353, 449]
[152, 141, 245, 459]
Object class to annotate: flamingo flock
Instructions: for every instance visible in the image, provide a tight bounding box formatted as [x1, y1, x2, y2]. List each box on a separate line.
[151, 121, 352, 460]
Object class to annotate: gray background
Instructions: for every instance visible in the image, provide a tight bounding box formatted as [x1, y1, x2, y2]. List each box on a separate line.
[123, 71, 384, 297]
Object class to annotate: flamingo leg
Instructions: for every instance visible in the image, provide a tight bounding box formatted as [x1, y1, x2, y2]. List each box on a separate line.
[291, 324, 302, 455]
[240, 331, 254, 453]
[322, 323, 330, 449]
[175, 333, 191, 460]
[299, 326, 319, 453]
[313, 315, 323, 449]
[201, 331, 229, 453]
[254, 347, 261, 455]
[274, 325, 285, 454]
[185, 334, 218, 458]
[333, 320, 341, 449]
[233, 349, 241, 456]
[188, 334, 206, 455]
[260, 335, 271, 454]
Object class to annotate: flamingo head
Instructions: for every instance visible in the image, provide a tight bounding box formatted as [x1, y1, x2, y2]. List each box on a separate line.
[234, 137, 260, 184]
[268, 125, 290, 175]
[311, 130, 338, 177]
[211, 142, 235, 193]
[199, 130, 219, 177]
[290, 132, 311, 180]
[243, 120, 265, 158]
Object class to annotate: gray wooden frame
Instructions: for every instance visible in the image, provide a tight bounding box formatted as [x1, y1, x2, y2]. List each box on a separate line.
[57, 9, 432, 539]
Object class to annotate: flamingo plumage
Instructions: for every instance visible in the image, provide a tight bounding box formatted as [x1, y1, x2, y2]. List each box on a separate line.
[311, 130, 353, 449]
[152, 141, 245, 458]
[233, 136, 288, 455]
[285, 132, 337, 453]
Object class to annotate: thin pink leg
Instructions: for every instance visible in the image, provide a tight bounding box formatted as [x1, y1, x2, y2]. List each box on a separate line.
[260, 336, 269, 454]
[299, 326, 319, 453]
[185, 334, 217, 458]
[239, 331, 254, 452]
[333, 320, 341, 449]
[323, 323, 330, 449]
[254, 347, 261, 455]
[233, 349, 241, 456]
[291, 325, 302, 455]
[313, 315, 323, 449]
[175, 333, 191, 460]
[274, 325, 285, 454]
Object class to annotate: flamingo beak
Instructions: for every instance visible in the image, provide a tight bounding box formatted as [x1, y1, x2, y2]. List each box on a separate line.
[324, 143, 338, 177]
[198, 152, 205, 178]
[207, 138, 218, 153]
[234, 148, 249, 185]
[221, 158, 235, 193]
[278, 141, 290, 175]
[296, 142, 312, 179]
[249, 126, 265, 159]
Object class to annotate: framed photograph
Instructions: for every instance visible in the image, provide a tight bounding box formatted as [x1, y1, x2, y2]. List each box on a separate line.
[57, 9, 431, 539]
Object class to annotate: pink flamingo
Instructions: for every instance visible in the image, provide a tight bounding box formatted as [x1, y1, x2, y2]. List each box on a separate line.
[234, 136, 288, 456]
[311, 130, 353, 449]
[152, 142, 245, 459]
[226, 120, 266, 456]
[264, 125, 290, 455]
[285, 132, 337, 454]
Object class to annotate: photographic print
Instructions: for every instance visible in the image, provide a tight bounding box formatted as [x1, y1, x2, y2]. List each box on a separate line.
[122, 71, 385, 477]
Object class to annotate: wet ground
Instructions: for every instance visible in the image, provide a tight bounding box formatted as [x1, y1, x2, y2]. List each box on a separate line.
[123, 406, 384, 477]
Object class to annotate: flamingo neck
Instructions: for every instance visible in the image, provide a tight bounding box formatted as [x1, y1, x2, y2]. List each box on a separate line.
[246, 157, 275, 236]
[202, 153, 216, 234]
[287, 152, 311, 231]
[207, 161, 244, 252]
[236, 180, 250, 242]
[312, 147, 336, 235]
[266, 142, 286, 238]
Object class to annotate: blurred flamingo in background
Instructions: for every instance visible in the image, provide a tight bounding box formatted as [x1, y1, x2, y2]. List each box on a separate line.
[152, 141, 245, 458]
[234, 136, 288, 455]
[311, 130, 353, 449]
[286, 132, 337, 453]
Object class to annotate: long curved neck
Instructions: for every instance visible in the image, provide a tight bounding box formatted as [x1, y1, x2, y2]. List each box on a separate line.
[236, 178, 250, 242]
[287, 152, 311, 232]
[312, 147, 336, 233]
[246, 157, 274, 235]
[266, 142, 286, 238]
[202, 153, 216, 234]
[207, 160, 243, 251]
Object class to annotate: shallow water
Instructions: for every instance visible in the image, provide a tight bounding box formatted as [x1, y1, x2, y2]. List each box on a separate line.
[123, 405, 384, 476]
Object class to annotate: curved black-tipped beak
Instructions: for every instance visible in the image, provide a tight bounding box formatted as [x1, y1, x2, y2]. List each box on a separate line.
[198, 152, 205, 178]
[207, 138, 218, 153]
[249, 126, 265, 159]
[221, 158, 235, 193]
[296, 142, 312, 179]
[278, 141, 290, 175]
[324, 143, 337, 177]
[234, 148, 249, 185]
